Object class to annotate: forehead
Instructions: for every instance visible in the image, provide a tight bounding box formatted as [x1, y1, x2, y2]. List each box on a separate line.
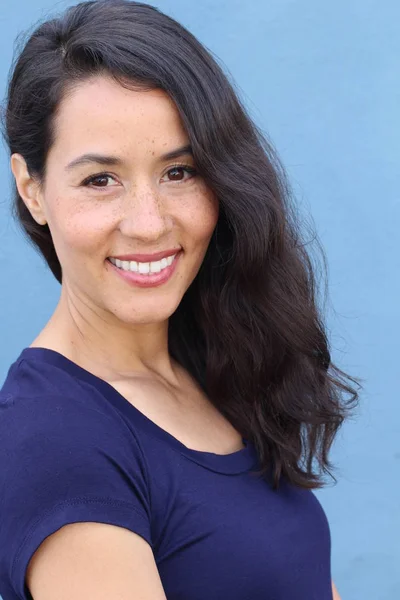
[51, 75, 187, 155]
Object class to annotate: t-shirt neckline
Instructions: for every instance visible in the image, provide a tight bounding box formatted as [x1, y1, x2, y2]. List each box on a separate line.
[19, 346, 260, 475]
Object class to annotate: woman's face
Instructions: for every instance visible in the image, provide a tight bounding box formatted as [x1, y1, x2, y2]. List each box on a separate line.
[22, 75, 219, 325]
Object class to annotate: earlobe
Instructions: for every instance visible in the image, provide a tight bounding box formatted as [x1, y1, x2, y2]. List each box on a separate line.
[10, 153, 47, 225]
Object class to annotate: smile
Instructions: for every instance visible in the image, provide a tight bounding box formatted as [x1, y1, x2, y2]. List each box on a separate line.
[108, 253, 177, 274]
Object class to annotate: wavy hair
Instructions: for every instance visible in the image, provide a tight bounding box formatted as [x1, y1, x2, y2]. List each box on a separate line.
[2, 0, 360, 489]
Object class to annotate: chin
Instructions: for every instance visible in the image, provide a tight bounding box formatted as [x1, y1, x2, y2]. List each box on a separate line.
[113, 300, 181, 326]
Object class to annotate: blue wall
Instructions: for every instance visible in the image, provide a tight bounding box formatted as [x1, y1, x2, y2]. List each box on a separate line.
[1, 1, 398, 598]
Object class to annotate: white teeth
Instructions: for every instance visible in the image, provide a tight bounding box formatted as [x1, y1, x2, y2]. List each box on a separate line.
[138, 262, 150, 274]
[150, 261, 161, 273]
[109, 254, 177, 274]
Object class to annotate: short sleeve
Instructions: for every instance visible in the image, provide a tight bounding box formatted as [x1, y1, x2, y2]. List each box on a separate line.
[0, 393, 152, 600]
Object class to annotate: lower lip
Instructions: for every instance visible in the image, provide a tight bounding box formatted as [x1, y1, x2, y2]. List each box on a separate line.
[106, 251, 182, 288]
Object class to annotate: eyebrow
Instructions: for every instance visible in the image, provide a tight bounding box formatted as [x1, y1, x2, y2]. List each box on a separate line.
[64, 144, 193, 171]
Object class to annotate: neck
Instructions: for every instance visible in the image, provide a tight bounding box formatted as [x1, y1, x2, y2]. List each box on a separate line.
[31, 285, 179, 386]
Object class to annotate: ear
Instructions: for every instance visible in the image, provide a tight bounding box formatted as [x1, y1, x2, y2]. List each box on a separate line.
[10, 153, 47, 226]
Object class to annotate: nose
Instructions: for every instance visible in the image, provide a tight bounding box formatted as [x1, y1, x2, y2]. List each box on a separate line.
[118, 185, 172, 242]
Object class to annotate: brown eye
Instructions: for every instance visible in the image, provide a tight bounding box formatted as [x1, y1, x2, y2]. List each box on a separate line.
[82, 173, 118, 188]
[90, 175, 110, 187]
[165, 165, 197, 184]
[168, 167, 185, 181]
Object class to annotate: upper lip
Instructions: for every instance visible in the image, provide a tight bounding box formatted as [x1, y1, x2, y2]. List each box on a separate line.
[109, 248, 181, 262]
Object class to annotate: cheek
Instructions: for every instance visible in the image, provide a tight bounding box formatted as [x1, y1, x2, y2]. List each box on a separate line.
[47, 196, 113, 253]
[181, 190, 219, 243]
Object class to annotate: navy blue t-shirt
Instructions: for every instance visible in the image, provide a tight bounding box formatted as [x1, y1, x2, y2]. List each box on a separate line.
[0, 348, 333, 599]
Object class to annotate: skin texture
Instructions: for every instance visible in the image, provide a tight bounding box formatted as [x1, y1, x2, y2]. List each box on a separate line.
[25, 522, 168, 600]
[12, 74, 221, 599]
[11, 74, 341, 598]
[11, 75, 219, 385]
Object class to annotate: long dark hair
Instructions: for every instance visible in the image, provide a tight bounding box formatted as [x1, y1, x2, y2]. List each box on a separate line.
[2, 0, 360, 490]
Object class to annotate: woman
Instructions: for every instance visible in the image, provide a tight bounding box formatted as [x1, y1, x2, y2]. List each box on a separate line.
[0, 1, 359, 598]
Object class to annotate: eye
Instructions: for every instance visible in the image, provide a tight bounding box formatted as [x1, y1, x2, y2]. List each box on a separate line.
[81, 165, 197, 190]
[163, 164, 197, 184]
[82, 173, 119, 188]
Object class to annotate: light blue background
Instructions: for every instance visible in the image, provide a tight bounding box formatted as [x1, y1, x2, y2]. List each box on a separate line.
[1, 1, 399, 598]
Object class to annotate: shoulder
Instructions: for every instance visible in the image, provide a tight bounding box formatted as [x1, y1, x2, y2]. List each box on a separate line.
[0, 350, 138, 452]
[0, 353, 152, 503]
[0, 389, 154, 599]
[0, 388, 148, 485]
[1, 349, 95, 400]
[0, 350, 154, 501]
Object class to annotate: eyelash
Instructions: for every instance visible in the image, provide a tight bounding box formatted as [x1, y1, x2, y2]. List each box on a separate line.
[81, 164, 197, 189]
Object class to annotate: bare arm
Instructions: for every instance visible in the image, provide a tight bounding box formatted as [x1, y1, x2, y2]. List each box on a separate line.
[332, 580, 342, 600]
[26, 520, 342, 600]
[26, 521, 167, 600]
